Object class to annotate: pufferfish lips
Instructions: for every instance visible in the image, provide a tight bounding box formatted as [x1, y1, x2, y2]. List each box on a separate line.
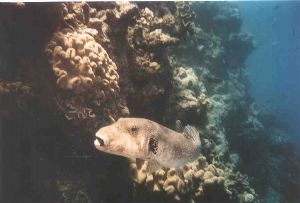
[94, 136, 104, 147]
[94, 131, 106, 150]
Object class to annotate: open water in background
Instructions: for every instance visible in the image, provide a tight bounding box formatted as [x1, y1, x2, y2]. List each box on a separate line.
[235, 1, 300, 145]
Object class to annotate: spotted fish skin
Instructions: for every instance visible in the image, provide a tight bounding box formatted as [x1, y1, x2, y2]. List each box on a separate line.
[94, 117, 201, 168]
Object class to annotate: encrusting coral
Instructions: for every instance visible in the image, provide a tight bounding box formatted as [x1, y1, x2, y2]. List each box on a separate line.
[166, 65, 212, 125]
[127, 6, 179, 73]
[175, 1, 196, 35]
[122, 3, 184, 118]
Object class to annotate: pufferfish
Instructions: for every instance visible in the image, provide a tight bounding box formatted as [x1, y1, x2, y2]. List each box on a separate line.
[94, 117, 201, 170]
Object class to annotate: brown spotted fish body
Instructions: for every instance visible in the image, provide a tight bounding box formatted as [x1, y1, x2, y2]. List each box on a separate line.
[94, 118, 201, 168]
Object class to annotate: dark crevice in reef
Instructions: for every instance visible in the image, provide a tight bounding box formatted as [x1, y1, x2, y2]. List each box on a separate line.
[0, 3, 62, 66]
[1, 106, 134, 203]
[0, 2, 299, 203]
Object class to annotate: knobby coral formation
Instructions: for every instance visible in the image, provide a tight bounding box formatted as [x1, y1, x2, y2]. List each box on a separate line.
[130, 156, 229, 202]
[166, 65, 212, 125]
[175, 1, 196, 35]
[45, 27, 122, 125]
[46, 29, 119, 94]
[0, 2, 299, 203]
[44, 2, 131, 128]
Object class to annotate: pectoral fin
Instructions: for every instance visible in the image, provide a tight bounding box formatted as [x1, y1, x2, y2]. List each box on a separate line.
[183, 125, 200, 145]
[175, 120, 183, 132]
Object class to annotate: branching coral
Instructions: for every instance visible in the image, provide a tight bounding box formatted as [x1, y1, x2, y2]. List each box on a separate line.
[121, 4, 182, 119]
[106, 1, 138, 22]
[62, 2, 90, 29]
[88, 1, 138, 53]
[175, 1, 196, 35]
[127, 7, 179, 73]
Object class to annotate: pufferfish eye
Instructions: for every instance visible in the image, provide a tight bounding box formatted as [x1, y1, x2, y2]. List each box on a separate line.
[129, 125, 138, 135]
[131, 126, 138, 132]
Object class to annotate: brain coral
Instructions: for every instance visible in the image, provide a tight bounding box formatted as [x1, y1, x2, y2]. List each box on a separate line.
[45, 28, 119, 94]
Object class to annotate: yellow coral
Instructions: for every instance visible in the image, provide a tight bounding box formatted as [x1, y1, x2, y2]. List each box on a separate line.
[45, 24, 126, 124]
[46, 28, 119, 94]
[129, 155, 229, 202]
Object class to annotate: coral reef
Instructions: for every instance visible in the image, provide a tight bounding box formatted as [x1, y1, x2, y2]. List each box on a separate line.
[0, 2, 299, 203]
[166, 65, 212, 125]
[46, 28, 119, 94]
[129, 155, 258, 202]
[130, 156, 229, 202]
[45, 27, 122, 125]
[43, 3, 130, 128]
[126, 6, 179, 74]
[123, 3, 181, 119]
[175, 1, 196, 36]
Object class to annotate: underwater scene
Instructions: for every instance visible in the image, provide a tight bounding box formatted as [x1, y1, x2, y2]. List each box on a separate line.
[0, 1, 299, 203]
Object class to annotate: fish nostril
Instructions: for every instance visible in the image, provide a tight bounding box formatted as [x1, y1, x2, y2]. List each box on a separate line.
[96, 137, 105, 146]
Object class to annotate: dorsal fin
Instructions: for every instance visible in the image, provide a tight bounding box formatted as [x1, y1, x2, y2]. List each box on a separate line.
[183, 125, 200, 144]
[175, 120, 183, 132]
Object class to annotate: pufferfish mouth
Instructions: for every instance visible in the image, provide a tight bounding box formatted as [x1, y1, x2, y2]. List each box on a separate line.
[94, 137, 105, 147]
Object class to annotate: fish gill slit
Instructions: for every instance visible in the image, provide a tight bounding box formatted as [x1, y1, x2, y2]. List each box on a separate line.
[149, 137, 158, 155]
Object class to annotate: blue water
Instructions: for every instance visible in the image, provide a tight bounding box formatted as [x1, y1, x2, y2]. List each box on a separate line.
[235, 1, 300, 143]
